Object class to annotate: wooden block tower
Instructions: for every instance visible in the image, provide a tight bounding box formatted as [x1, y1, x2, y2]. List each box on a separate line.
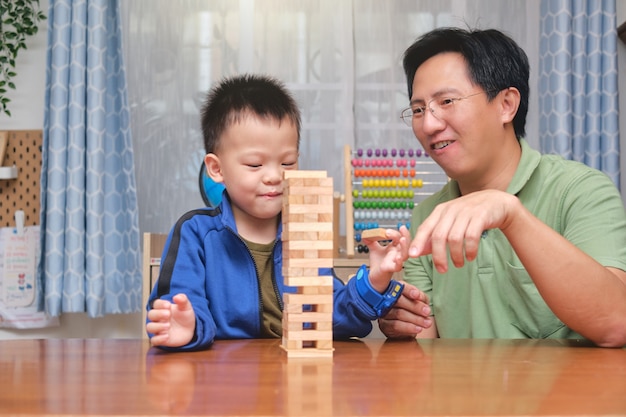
[281, 170, 334, 358]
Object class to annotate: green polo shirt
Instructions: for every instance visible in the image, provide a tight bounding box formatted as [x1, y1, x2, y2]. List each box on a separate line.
[404, 139, 626, 339]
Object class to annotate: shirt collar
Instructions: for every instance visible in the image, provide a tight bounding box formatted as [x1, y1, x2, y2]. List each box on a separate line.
[446, 138, 541, 197]
[506, 139, 541, 196]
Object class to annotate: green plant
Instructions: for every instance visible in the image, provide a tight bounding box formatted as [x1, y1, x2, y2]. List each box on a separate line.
[0, 0, 46, 117]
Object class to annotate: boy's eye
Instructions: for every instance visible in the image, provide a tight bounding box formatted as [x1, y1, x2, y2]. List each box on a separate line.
[282, 162, 296, 167]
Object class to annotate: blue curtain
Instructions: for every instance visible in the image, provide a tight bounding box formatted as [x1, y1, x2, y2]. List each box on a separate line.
[539, 0, 620, 188]
[40, 0, 142, 317]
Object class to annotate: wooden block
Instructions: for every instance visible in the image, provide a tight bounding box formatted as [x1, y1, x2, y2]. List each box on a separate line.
[287, 185, 333, 196]
[283, 275, 333, 287]
[283, 258, 333, 269]
[317, 212, 333, 223]
[361, 228, 389, 241]
[315, 340, 333, 350]
[284, 170, 327, 179]
[283, 222, 332, 232]
[317, 249, 334, 259]
[317, 194, 334, 204]
[280, 346, 334, 358]
[282, 231, 323, 241]
[283, 301, 333, 314]
[283, 329, 332, 341]
[314, 303, 333, 313]
[284, 240, 334, 250]
[299, 285, 333, 295]
[284, 293, 335, 306]
[282, 338, 303, 350]
[282, 267, 320, 277]
[284, 321, 308, 332]
[283, 311, 333, 323]
[317, 231, 333, 241]
[286, 204, 333, 214]
[314, 321, 333, 331]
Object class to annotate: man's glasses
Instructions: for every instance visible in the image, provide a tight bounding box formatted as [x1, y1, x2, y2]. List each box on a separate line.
[400, 90, 495, 127]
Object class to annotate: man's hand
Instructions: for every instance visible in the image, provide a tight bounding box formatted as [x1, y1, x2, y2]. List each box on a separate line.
[409, 190, 519, 273]
[146, 293, 196, 348]
[378, 282, 436, 338]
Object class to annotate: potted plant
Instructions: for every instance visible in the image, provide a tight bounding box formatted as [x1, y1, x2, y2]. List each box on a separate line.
[0, 0, 46, 117]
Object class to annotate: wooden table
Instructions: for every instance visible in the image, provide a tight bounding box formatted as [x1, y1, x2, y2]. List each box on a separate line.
[1, 338, 625, 416]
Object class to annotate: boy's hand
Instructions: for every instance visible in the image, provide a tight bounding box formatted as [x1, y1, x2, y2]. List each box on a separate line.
[361, 226, 411, 293]
[146, 293, 196, 348]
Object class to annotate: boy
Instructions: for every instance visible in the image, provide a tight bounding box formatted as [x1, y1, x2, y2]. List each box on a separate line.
[146, 74, 408, 351]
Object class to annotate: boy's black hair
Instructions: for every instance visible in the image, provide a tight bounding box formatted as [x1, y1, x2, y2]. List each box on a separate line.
[403, 27, 529, 139]
[200, 74, 301, 154]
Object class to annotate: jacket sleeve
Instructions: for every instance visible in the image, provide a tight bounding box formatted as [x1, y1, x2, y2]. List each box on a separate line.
[146, 214, 219, 351]
[325, 267, 377, 339]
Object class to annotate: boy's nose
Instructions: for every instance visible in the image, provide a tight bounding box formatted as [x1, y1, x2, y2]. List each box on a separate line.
[264, 166, 283, 184]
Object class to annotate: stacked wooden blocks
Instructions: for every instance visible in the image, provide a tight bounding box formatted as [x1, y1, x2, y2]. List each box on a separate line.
[281, 170, 334, 358]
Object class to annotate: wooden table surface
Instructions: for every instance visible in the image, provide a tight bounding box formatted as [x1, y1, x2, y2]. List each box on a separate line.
[1, 337, 625, 416]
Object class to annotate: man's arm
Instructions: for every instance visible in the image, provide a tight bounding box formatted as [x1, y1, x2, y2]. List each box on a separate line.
[409, 189, 626, 347]
[500, 200, 626, 347]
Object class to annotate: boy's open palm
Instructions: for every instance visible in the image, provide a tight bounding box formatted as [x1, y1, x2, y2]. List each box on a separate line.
[147, 293, 196, 348]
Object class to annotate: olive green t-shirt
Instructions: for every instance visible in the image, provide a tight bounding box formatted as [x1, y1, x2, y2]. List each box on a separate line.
[404, 139, 626, 339]
[243, 238, 282, 338]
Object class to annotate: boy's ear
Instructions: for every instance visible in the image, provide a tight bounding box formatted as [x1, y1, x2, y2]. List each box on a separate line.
[204, 153, 224, 183]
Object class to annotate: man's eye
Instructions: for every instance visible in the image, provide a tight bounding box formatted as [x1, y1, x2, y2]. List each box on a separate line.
[413, 107, 426, 116]
[439, 98, 455, 107]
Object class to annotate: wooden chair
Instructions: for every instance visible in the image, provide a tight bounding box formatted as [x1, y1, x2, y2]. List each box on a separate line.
[142, 232, 167, 339]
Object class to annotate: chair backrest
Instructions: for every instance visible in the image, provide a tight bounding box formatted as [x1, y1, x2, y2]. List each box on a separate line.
[142, 232, 167, 339]
[198, 161, 224, 207]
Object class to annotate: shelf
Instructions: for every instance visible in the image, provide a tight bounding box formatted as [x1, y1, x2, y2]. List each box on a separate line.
[0, 165, 18, 180]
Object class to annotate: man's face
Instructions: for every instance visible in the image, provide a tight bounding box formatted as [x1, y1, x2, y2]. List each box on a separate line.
[408, 52, 503, 183]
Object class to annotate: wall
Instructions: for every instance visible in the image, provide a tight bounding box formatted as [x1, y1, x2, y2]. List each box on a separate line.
[0, 1, 47, 130]
[0, 2, 625, 340]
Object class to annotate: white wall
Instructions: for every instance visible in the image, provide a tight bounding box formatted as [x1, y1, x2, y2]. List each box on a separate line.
[1, 2, 625, 340]
[0, 1, 47, 130]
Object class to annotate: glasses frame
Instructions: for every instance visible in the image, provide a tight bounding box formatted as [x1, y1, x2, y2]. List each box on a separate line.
[400, 90, 499, 127]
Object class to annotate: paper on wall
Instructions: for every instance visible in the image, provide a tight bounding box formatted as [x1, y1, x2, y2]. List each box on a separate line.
[0, 226, 59, 329]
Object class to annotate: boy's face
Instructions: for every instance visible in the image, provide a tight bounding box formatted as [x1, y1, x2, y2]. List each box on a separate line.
[205, 114, 299, 232]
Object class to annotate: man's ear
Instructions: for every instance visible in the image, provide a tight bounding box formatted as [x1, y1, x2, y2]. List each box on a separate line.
[500, 87, 521, 125]
[204, 153, 224, 183]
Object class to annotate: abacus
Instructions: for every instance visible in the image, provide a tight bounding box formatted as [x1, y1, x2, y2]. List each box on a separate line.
[342, 144, 447, 257]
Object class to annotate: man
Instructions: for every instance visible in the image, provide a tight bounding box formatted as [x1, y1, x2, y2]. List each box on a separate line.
[376, 27, 626, 347]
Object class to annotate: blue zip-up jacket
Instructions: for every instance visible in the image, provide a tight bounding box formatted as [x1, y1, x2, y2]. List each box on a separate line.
[146, 193, 378, 351]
